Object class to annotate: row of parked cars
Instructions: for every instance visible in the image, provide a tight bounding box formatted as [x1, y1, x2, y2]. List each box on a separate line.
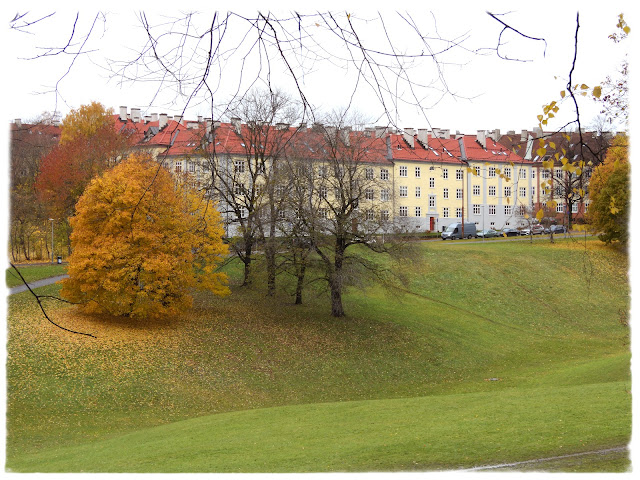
[478, 224, 567, 238]
[442, 222, 567, 240]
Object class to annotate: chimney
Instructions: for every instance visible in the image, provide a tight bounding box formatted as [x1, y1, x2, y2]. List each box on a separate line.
[520, 129, 529, 142]
[477, 130, 487, 148]
[230, 117, 241, 134]
[403, 128, 415, 148]
[14, 119, 22, 128]
[144, 115, 151, 123]
[533, 126, 543, 138]
[151, 113, 158, 122]
[159, 113, 168, 129]
[507, 130, 515, 136]
[488, 129, 500, 143]
[417, 129, 429, 146]
[119, 106, 128, 122]
[174, 115, 183, 125]
[276, 122, 290, 130]
[131, 108, 141, 123]
[198, 115, 203, 123]
[375, 126, 387, 138]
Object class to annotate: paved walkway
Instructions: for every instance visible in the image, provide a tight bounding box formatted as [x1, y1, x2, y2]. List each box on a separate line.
[8, 275, 69, 296]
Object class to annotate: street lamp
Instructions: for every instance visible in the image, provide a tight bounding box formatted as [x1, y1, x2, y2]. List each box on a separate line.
[49, 218, 54, 264]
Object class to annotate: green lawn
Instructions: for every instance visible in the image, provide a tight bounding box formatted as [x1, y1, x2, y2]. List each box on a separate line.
[5, 238, 631, 472]
[6, 264, 67, 288]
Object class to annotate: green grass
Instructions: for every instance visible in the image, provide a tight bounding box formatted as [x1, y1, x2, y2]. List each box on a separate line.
[6, 264, 67, 288]
[5, 238, 631, 472]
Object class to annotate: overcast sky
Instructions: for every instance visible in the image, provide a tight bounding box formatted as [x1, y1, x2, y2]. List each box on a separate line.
[2, 1, 633, 135]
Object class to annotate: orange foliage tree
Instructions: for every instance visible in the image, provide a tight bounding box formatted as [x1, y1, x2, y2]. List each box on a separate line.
[35, 102, 131, 219]
[61, 153, 229, 318]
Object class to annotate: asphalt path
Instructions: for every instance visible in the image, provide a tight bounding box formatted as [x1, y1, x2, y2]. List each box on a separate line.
[7, 274, 69, 295]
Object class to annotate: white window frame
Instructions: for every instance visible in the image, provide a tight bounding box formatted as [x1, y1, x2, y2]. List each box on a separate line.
[399, 206, 408, 217]
[399, 166, 408, 177]
[399, 186, 408, 198]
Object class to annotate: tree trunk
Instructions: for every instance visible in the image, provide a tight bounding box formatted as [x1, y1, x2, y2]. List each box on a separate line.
[242, 240, 252, 287]
[330, 240, 346, 317]
[265, 221, 277, 296]
[295, 261, 306, 305]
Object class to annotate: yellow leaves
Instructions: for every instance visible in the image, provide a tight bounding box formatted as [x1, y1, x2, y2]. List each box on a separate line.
[549, 141, 556, 150]
[609, 196, 620, 215]
[542, 159, 554, 170]
[560, 90, 566, 99]
[524, 213, 530, 220]
[592, 86, 602, 99]
[537, 147, 547, 157]
[547, 200, 557, 210]
[536, 208, 545, 221]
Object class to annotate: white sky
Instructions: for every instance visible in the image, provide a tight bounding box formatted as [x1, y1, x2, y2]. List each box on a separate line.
[1, 1, 633, 134]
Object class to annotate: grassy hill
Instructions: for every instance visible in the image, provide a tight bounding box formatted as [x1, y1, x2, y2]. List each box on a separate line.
[5, 237, 631, 472]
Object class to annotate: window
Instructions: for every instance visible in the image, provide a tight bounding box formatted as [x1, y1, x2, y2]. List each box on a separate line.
[188, 161, 196, 173]
[365, 167, 374, 180]
[415, 206, 422, 217]
[584, 202, 589, 213]
[555, 186, 562, 196]
[504, 186, 512, 198]
[531, 169, 536, 179]
[239, 207, 248, 219]
[380, 169, 389, 180]
[319, 208, 328, 219]
[399, 206, 408, 217]
[380, 189, 390, 201]
[474, 166, 481, 176]
[320, 186, 328, 199]
[555, 168, 563, 179]
[275, 185, 285, 197]
[366, 210, 375, 221]
[473, 204, 481, 215]
[542, 170, 551, 179]
[456, 169, 463, 180]
[443, 188, 449, 199]
[428, 195, 436, 208]
[175, 160, 183, 173]
[503, 167, 512, 178]
[278, 209, 286, 219]
[572, 203, 578, 213]
[399, 166, 408, 177]
[318, 165, 328, 178]
[504, 205, 512, 215]
[489, 166, 496, 177]
[456, 208, 462, 218]
[415, 186, 421, 198]
[490, 221, 495, 227]
[556, 203, 564, 213]
[415, 167, 421, 178]
[429, 177, 435, 188]
[489, 205, 496, 215]
[518, 205, 526, 216]
[519, 187, 526, 197]
[456, 188, 462, 199]
[443, 207, 449, 218]
[519, 168, 527, 179]
[234, 182, 244, 195]
[531, 186, 536, 198]
[488, 186, 496, 196]
[399, 186, 408, 197]
[234, 159, 245, 173]
[365, 188, 374, 200]
[443, 168, 449, 180]
[381, 210, 390, 221]
[473, 185, 480, 196]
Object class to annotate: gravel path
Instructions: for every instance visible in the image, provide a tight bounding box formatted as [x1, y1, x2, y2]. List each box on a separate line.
[7, 274, 69, 295]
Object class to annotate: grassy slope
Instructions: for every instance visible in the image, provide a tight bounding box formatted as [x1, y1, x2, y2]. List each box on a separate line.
[6, 264, 67, 288]
[5, 238, 631, 472]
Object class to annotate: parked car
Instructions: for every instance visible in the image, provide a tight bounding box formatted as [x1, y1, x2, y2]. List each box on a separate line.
[441, 222, 478, 240]
[521, 224, 545, 235]
[550, 225, 567, 234]
[477, 228, 499, 238]
[501, 227, 520, 237]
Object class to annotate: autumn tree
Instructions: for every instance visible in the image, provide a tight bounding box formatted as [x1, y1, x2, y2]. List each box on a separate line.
[35, 102, 131, 220]
[9, 116, 60, 261]
[61, 153, 229, 319]
[586, 134, 629, 245]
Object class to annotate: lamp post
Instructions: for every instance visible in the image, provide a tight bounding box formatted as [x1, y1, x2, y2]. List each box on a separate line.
[49, 218, 54, 264]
